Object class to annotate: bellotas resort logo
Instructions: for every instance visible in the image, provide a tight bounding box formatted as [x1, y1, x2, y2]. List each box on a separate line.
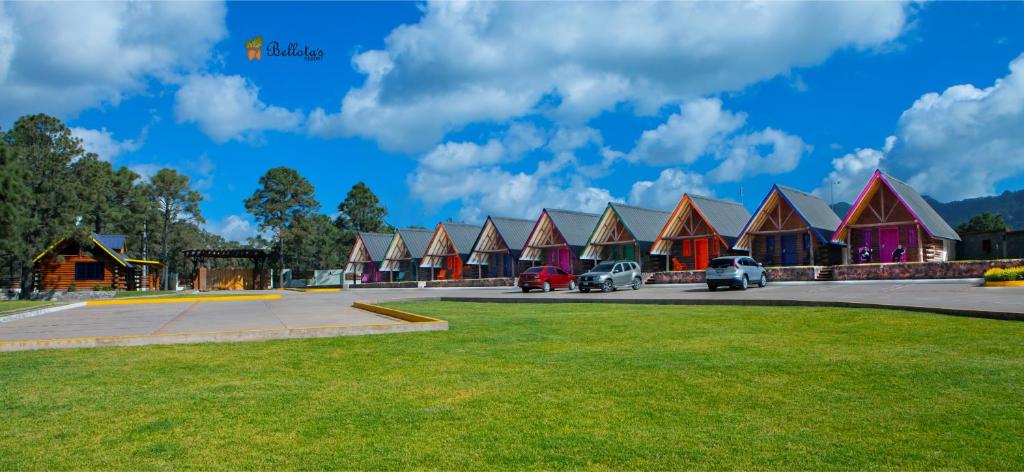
[246, 35, 324, 62]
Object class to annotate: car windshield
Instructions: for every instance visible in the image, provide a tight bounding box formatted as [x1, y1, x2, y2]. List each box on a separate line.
[524, 267, 544, 273]
[592, 263, 615, 272]
[709, 258, 735, 269]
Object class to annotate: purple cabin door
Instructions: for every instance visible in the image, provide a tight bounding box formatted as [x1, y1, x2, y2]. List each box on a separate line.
[879, 227, 899, 263]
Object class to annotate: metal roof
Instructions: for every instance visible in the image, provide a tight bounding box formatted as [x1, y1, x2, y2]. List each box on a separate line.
[489, 217, 535, 256]
[397, 228, 433, 259]
[776, 185, 842, 242]
[609, 203, 672, 244]
[546, 209, 600, 248]
[92, 233, 131, 267]
[358, 232, 395, 262]
[688, 195, 751, 242]
[441, 222, 483, 257]
[880, 171, 960, 241]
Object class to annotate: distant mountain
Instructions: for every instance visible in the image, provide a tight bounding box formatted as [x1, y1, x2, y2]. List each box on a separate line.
[925, 189, 1024, 230]
[831, 202, 852, 219]
[828, 189, 1024, 230]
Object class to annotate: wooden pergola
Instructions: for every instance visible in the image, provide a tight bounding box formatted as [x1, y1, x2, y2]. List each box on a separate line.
[183, 248, 272, 290]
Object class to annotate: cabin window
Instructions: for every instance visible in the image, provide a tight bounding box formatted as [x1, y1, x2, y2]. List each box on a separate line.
[682, 240, 692, 257]
[906, 227, 918, 248]
[711, 239, 720, 257]
[982, 239, 992, 254]
[74, 262, 105, 281]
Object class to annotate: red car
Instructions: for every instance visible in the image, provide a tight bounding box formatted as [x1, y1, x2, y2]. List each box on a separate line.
[518, 266, 577, 292]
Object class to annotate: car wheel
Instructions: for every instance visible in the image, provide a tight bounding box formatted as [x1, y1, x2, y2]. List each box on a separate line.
[601, 279, 613, 293]
[521, 287, 530, 293]
[707, 284, 716, 292]
[569, 280, 577, 291]
[580, 287, 590, 293]
[740, 275, 749, 290]
[631, 277, 641, 290]
[759, 273, 767, 288]
[543, 281, 551, 292]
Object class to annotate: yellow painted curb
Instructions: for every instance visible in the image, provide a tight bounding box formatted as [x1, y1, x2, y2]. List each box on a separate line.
[984, 280, 1024, 287]
[352, 301, 446, 324]
[86, 294, 282, 306]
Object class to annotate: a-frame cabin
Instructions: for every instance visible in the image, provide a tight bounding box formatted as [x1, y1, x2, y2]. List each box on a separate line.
[519, 209, 600, 274]
[734, 185, 843, 267]
[419, 222, 483, 280]
[833, 170, 960, 263]
[343, 232, 394, 284]
[379, 228, 433, 282]
[651, 194, 751, 272]
[580, 202, 672, 272]
[467, 216, 534, 278]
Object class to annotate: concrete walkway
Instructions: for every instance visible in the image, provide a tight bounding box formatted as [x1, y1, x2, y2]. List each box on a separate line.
[0, 291, 433, 351]
[2, 279, 1021, 351]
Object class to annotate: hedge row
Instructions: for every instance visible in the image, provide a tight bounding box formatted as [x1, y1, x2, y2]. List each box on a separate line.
[983, 266, 1024, 282]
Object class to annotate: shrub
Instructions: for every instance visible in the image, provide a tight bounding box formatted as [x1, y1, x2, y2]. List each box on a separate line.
[984, 267, 1024, 282]
[67, 284, 76, 292]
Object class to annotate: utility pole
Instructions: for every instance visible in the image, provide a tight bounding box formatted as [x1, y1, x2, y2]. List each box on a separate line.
[142, 221, 148, 291]
[829, 180, 840, 212]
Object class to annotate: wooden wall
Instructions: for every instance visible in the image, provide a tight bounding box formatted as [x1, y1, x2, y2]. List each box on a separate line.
[37, 254, 126, 290]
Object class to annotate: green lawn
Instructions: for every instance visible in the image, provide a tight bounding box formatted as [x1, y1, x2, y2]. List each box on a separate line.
[1, 302, 1023, 469]
[0, 300, 54, 315]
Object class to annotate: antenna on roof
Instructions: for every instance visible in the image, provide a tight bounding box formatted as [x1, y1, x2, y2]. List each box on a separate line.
[739, 183, 744, 207]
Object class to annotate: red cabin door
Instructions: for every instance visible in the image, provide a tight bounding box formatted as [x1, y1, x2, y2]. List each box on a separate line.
[694, 239, 709, 270]
[879, 228, 899, 263]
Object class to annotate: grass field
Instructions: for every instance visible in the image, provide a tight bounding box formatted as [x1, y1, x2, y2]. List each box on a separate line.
[1, 302, 1022, 469]
[0, 300, 54, 315]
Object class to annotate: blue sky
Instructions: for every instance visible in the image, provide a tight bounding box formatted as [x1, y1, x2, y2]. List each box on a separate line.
[1, 1, 1023, 241]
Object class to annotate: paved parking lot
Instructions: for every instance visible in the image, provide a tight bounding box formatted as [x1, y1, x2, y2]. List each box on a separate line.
[1, 279, 1020, 351]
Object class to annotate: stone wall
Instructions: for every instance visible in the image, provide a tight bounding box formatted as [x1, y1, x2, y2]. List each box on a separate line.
[833, 259, 1024, 280]
[3, 289, 117, 301]
[652, 266, 822, 283]
[426, 277, 514, 288]
[354, 281, 420, 289]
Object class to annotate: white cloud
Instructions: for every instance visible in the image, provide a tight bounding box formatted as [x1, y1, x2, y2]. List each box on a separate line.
[309, 1, 908, 152]
[174, 74, 304, 143]
[409, 130, 619, 222]
[629, 169, 713, 210]
[625, 98, 745, 166]
[819, 53, 1024, 202]
[816, 137, 893, 203]
[71, 126, 144, 161]
[204, 214, 257, 243]
[0, 1, 226, 124]
[709, 128, 811, 182]
[889, 53, 1024, 200]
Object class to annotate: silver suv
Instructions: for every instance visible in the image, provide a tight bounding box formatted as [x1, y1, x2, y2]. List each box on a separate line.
[578, 260, 642, 293]
[705, 256, 767, 291]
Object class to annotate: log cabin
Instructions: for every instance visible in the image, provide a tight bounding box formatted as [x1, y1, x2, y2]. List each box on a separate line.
[379, 228, 434, 282]
[833, 170, 960, 263]
[467, 216, 535, 278]
[651, 194, 751, 272]
[519, 209, 600, 274]
[33, 233, 160, 291]
[734, 185, 843, 266]
[419, 222, 483, 280]
[343, 232, 394, 284]
[581, 203, 672, 272]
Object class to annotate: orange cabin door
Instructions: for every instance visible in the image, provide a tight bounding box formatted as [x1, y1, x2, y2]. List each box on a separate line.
[449, 256, 462, 279]
[694, 239, 709, 270]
